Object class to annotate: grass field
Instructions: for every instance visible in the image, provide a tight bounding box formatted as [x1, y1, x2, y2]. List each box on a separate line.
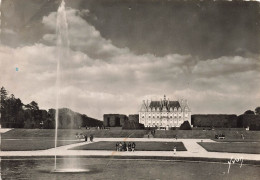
[2, 129, 260, 139]
[198, 142, 260, 154]
[1, 129, 148, 139]
[153, 130, 260, 139]
[70, 141, 187, 151]
[213, 139, 260, 142]
[1, 139, 80, 151]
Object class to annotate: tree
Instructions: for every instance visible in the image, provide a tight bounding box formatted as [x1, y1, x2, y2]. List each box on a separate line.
[180, 121, 192, 130]
[255, 107, 260, 115]
[4, 96, 23, 127]
[25, 101, 39, 111]
[0, 87, 8, 113]
[244, 110, 255, 115]
[0, 86, 8, 102]
[0, 87, 8, 122]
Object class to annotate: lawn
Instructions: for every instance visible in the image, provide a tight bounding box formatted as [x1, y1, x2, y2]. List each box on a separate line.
[154, 129, 260, 139]
[198, 142, 260, 154]
[3, 128, 260, 139]
[1, 139, 80, 151]
[1, 129, 147, 139]
[70, 141, 187, 151]
[213, 139, 260, 143]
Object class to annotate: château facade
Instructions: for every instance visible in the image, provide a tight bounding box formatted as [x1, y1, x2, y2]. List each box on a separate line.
[139, 95, 191, 129]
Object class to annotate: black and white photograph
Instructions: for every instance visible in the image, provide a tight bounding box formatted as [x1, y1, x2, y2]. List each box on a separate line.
[0, 0, 260, 179]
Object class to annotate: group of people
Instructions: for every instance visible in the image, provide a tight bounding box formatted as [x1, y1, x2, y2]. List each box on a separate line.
[151, 130, 156, 136]
[115, 142, 136, 152]
[215, 133, 225, 139]
[84, 135, 94, 142]
[75, 133, 94, 142]
[147, 130, 156, 138]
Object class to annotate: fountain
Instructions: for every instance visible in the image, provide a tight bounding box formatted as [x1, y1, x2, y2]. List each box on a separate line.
[0, 1, 2, 179]
[54, 0, 68, 171]
[52, 0, 89, 173]
[0, 0, 1, 21]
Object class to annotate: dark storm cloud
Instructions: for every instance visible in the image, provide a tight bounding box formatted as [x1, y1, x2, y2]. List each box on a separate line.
[1, 0, 259, 59]
[73, 0, 260, 59]
[1, 0, 60, 46]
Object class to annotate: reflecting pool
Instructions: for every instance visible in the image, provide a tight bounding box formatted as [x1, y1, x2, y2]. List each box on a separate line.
[1, 157, 259, 180]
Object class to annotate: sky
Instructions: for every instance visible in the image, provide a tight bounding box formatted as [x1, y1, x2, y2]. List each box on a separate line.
[0, 0, 260, 120]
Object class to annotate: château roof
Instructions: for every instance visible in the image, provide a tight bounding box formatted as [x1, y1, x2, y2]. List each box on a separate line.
[139, 95, 191, 112]
[149, 101, 161, 108]
[168, 101, 181, 109]
[149, 101, 180, 110]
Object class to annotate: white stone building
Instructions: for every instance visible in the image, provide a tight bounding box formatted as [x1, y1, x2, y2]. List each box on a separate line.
[139, 95, 191, 129]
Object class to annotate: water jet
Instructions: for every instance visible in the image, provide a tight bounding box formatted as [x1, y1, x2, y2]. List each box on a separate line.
[53, 0, 90, 173]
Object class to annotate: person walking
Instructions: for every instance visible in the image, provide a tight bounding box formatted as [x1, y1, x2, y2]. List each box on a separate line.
[128, 142, 132, 152]
[241, 133, 244, 140]
[90, 135, 94, 142]
[132, 142, 136, 152]
[173, 146, 176, 155]
[116, 142, 119, 151]
[123, 142, 127, 151]
[85, 135, 88, 142]
[119, 142, 122, 151]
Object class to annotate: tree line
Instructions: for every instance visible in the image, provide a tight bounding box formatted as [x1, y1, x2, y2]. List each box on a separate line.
[244, 108, 260, 115]
[0, 87, 102, 129]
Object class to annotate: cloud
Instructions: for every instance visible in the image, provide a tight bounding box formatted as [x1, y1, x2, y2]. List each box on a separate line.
[42, 8, 129, 60]
[192, 56, 260, 77]
[0, 7, 259, 119]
